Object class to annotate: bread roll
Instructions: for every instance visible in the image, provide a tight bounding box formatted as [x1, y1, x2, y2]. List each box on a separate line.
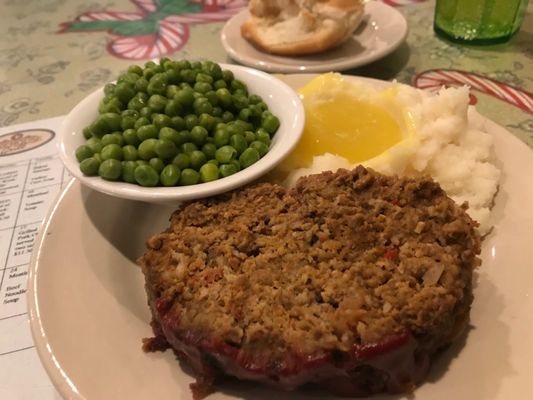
[241, 0, 365, 56]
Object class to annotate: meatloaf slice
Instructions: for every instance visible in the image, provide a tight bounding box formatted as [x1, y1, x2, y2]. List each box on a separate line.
[138, 166, 481, 399]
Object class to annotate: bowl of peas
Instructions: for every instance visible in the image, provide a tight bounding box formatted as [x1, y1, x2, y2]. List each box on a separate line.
[59, 59, 305, 203]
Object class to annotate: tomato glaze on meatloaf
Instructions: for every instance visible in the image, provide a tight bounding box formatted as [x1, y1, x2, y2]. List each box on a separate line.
[139, 166, 481, 399]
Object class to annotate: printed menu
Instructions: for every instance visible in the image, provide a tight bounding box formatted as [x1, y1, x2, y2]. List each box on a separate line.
[0, 117, 66, 399]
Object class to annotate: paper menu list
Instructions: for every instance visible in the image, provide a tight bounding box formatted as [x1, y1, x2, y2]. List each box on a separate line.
[0, 117, 66, 399]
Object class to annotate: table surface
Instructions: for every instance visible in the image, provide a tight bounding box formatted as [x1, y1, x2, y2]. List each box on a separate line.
[0, 1, 531, 399]
[0, 0, 532, 147]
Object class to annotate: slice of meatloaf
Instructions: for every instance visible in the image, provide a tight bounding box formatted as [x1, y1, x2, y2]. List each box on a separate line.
[138, 166, 481, 399]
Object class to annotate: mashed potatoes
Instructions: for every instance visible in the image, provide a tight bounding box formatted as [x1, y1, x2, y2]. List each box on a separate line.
[280, 74, 500, 235]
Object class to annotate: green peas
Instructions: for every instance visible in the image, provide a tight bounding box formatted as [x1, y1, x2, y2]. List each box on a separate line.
[134, 164, 159, 187]
[239, 148, 260, 168]
[79, 157, 100, 176]
[134, 77, 149, 93]
[101, 143, 123, 161]
[180, 142, 198, 154]
[184, 114, 199, 130]
[232, 94, 249, 110]
[75, 145, 94, 162]
[160, 164, 180, 186]
[199, 163, 219, 183]
[249, 140, 269, 157]
[138, 138, 158, 160]
[212, 108, 222, 119]
[140, 106, 153, 119]
[128, 95, 147, 112]
[227, 123, 245, 137]
[83, 126, 93, 139]
[201, 61, 222, 79]
[122, 145, 138, 161]
[121, 115, 137, 130]
[147, 73, 167, 96]
[249, 94, 262, 104]
[229, 134, 247, 155]
[219, 163, 239, 177]
[90, 113, 121, 138]
[149, 157, 165, 173]
[221, 111, 234, 123]
[101, 132, 123, 146]
[216, 145, 237, 163]
[261, 114, 280, 135]
[190, 126, 208, 146]
[166, 84, 180, 99]
[123, 129, 140, 146]
[121, 109, 139, 118]
[239, 108, 251, 122]
[256, 128, 271, 145]
[137, 124, 158, 141]
[134, 116, 150, 129]
[194, 81, 212, 93]
[198, 113, 215, 131]
[121, 160, 137, 183]
[99, 97, 122, 114]
[244, 130, 256, 144]
[104, 83, 116, 96]
[213, 79, 226, 90]
[128, 64, 143, 76]
[176, 130, 191, 145]
[180, 69, 197, 83]
[98, 159, 122, 181]
[86, 137, 103, 153]
[79, 59, 280, 187]
[118, 72, 140, 85]
[152, 113, 172, 129]
[170, 116, 186, 131]
[205, 91, 218, 107]
[222, 69, 234, 83]
[214, 128, 230, 147]
[164, 99, 182, 117]
[175, 87, 195, 108]
[154, 139, 178, 160]
[176, 60, 191, 69]
[216, 88, 232, 108]
[201, 142, 217, 159]
[193, 97, 213, 115]
[231, 79, 247, 93]
[189, 150, 207, 170]
[165, 68, 180, 85]
[114, 82, 136, 103]
[248, 104, 262, 118]
[148, 94, 167, 112]
[159, 127, 180, 144]
[179, 168, 199, 185]
[172, 153, 190, 170]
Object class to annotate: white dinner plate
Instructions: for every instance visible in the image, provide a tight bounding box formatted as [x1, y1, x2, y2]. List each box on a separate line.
[28, 75, 533, 400]
[220, 1, 408, 73]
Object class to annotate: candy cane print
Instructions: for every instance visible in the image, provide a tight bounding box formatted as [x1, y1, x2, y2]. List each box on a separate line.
[413, 69, 533, 114]
[108, 21, 189, 59]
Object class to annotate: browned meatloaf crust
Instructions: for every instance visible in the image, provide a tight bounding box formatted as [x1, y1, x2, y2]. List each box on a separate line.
[138, 166, 481, 399]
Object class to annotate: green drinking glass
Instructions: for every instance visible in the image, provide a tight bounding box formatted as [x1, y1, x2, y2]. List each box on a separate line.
[434, 0, 529, 44]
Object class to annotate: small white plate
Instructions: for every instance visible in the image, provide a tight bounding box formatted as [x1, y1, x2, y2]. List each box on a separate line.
[221, 1, 408, 73]
[58, 64, 304, 204]
[29, 76, 533, 400]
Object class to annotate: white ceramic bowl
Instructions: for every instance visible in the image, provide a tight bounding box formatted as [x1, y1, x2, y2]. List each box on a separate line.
[59, 64, 305, 203]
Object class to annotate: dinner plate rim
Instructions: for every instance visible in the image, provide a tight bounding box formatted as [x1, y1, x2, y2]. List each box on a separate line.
[220, 1, 408, 73]
[28, 74, 533, 400]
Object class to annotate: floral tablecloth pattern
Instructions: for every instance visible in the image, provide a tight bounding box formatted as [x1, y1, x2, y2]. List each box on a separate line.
[0, 0, 531, 146]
